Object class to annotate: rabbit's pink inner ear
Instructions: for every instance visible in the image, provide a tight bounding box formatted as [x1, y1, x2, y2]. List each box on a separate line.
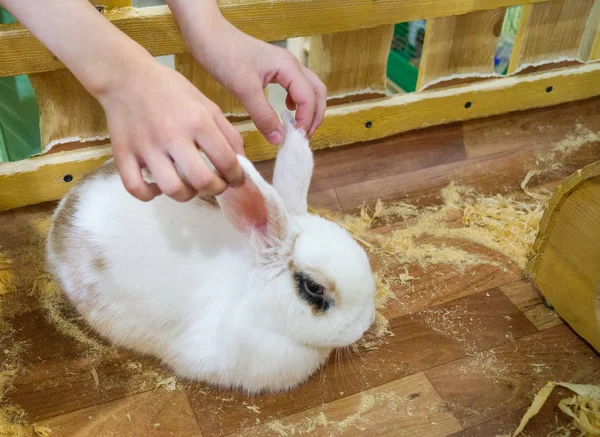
[220, 179, 268, 235]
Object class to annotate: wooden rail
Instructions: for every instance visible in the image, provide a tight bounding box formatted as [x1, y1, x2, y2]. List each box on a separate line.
[0, 0, 548, 77]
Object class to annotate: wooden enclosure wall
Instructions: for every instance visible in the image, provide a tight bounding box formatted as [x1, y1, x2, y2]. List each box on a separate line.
[1, 0, 600, 211]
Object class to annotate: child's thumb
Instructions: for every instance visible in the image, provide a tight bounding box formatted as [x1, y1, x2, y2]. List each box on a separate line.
[240, 90, 284, 145]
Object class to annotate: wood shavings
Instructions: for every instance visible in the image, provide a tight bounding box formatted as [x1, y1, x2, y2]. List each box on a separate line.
[246, 405, 262, 414]
[264, 390, 420, 436]
[520, 170, 551, 201]
[506, 382, 600, 437]
[33, 424, 53, 436]
[155, 376, 177, 392]
[0, 252, 16, 296]
[29, 274, 106, 351]
[0, 406, 27, 437]
[397, 267, 418, 285]
[91, 367, 99, 389]
[535, 125, 600, 175]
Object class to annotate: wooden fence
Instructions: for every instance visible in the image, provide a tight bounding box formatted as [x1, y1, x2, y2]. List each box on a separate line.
[0, 0, 599, 211]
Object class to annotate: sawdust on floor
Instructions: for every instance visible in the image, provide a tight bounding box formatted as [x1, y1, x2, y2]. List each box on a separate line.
[1, 122, 598, 435]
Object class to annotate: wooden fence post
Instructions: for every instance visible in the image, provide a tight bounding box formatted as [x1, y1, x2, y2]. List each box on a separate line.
[308, 25, 394, 105]
[508, 0, 595, 74]
[416, 9, 506, 91]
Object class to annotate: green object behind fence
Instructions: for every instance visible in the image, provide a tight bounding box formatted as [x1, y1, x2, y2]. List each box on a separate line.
[386, 22, 424, 93]
[0, 7, 41, 162]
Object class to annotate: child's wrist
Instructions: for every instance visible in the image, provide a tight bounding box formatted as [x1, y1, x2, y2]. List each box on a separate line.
[88, 47, 157, 103]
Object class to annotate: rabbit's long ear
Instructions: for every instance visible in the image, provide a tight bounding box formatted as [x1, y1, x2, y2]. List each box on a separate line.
[218, 156, 292, 253]
[272, 111, 314, 216]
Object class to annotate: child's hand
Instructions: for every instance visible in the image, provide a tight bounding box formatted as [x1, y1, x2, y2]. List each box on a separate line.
[169, 0, 327, 144]
[2, 0, 246, 203]
[97, 60, 244, 202]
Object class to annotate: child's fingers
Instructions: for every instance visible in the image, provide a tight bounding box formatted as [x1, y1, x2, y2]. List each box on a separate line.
[239, 87, 284, 145]
[168, 144, 228, 196]
[195, 116, 244, 187]
[302, 66, 327, 137]
[114, 152, 160, 202]
[275, 62, 316, 134]
[213, 112, 246, 157]
[196, 94, 246, 157]
[143, 151, 197, 202]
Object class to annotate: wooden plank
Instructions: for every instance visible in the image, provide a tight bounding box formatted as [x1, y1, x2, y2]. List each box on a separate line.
[416, 9, 506, 91]
[448, 386, 583, 437]
[499, 280, 562, 330]
[174, 52, 247, 120]
[372, 239, 523, 321]
[581, 0, 600, 61]
[335, 123, 600, 211]
[463, 94, 600, 158]
[0, 146, 111, 211]
[2, 62, 600, 211]
[28, 69, 108, 153]
[426, 324, 600, 428]
[508, 0, 595, 74]
[254, 122, 467, 193]
[225, 373, 463, 437]
[0, 0, 549, 77]
[38, 390, 201, 437]
[308, 25, 394, 103]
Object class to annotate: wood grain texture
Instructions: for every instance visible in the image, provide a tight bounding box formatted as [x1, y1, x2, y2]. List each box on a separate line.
[529, 171, 600, 352]
[0, 146, 111, 212]
[508, 0, 595, 74]
[0, 0, 549, 77]
[426, 324, 600, 428]
[308, 25, 393, 102]
[500, 280, 562, 330]
[174, 52, 247, 118]
[226, 373, 463, 437]
[463, 95, 600, 158]
[37, 389, 201, 437]
[417, 9, 506, 91]
[335, 131, 600, 211]
[255, 122, 467, 193]
[29, 69, 108, 152]
[448, 386, 578, 437]
[580, 0, 600, 61]
[5, 352, 169, 421]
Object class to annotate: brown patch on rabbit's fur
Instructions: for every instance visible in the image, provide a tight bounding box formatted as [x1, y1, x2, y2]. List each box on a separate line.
[92, 256, 107, 272]
[48, 189, 81, 257]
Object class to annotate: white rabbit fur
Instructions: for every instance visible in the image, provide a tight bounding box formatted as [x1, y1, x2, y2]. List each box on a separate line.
[46, 111, 376, 393]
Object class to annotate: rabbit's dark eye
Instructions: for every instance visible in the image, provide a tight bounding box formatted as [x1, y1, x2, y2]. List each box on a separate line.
[303, 278, 324, 297]
[294, 272, 330, 312]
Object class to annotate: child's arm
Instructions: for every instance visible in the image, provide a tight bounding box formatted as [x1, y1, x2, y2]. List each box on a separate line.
[166, 0, 327, 141]
[0, 0, 244, 202]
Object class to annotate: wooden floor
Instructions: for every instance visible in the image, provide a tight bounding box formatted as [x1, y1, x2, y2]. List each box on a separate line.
[2, 97, 600, 436]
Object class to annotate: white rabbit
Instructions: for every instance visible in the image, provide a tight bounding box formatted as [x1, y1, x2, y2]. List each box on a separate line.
[46, 111, 376, 393]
